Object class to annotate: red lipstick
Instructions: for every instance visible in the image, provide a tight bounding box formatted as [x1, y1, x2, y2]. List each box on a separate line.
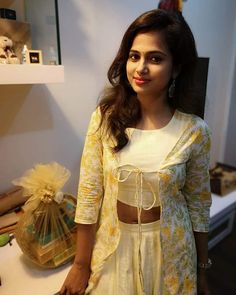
[133, 77, 150, 86]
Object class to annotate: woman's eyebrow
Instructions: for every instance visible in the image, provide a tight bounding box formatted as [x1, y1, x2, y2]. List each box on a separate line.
[129, 49, 168, 57]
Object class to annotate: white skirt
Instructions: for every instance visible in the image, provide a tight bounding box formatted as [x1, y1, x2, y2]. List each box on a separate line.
[89, 220, 162, 295]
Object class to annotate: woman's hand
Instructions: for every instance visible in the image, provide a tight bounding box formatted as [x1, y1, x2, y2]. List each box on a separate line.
[197, 271, 211, 295]
[60, 263, 90, 295]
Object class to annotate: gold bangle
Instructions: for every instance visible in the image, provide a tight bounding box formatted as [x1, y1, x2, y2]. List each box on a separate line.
[197, 258, 212, 270]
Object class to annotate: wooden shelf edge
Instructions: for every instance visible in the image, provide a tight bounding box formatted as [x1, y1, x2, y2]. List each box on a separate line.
[0, 65, 64, 84]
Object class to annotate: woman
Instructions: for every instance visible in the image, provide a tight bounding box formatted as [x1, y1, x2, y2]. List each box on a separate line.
[60, 9, 212, 295]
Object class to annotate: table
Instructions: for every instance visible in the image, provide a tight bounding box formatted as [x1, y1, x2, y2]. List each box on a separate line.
[0, 239, 71, 295]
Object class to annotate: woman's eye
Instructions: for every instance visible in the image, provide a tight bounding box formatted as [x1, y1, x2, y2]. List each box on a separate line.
[129, 53, 139, 61]
[150, 56, 162, 63]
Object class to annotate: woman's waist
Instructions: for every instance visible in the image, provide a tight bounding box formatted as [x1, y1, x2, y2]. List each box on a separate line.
[117, 200, 160, 224]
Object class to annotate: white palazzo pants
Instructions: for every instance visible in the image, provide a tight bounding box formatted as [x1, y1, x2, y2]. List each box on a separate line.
[89, 220, 162, 295]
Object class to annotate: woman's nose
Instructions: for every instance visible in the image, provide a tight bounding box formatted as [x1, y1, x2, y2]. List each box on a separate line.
[136, 59, 148, 75]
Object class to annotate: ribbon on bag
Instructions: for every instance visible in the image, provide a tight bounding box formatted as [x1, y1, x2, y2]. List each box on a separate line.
[12, 162, 71, 211]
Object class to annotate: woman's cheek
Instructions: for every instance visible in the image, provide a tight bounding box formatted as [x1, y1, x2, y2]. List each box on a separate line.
[126, 62, 133, 83]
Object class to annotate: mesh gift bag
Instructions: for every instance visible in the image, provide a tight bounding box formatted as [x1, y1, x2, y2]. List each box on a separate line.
[13, 162, 77, 268]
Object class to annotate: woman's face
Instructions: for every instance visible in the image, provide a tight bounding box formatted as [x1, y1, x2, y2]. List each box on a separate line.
[126, 31, 175, 99]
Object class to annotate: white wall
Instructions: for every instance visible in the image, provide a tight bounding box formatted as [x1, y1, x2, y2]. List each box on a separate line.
[182, 0, 236, 165]
[224, 21, 236, 166]
[0, 0, 236, 195]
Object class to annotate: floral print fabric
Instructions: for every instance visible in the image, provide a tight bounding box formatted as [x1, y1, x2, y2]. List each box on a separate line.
[75, 108, 212, 295]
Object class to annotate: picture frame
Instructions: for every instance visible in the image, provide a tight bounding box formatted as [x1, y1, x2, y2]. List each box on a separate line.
[26, 50, 43, 65]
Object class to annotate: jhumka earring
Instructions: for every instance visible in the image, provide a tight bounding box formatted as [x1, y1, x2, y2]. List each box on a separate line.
[168, 79, 176, 98]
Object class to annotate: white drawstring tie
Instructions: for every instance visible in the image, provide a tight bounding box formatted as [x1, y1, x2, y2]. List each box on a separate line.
[114, 164, 160, 295]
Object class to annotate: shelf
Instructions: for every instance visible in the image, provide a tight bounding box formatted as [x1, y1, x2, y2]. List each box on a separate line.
[0, 1, 63, 85]
[0, 64, 64, 85]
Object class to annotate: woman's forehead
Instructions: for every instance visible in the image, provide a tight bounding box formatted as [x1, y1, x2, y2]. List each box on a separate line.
[131, 31, 170, 55]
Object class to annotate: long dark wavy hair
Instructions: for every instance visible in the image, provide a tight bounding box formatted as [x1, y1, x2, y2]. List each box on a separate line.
[98, 9, 198, 152]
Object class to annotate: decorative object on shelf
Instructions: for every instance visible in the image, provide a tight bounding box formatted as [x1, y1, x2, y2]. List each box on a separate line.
[158, 0, 183, 13]
[210, 162, 236, 196]
[13, 162, 77, 268]
[49, 46, 57, 65]
[26, 49, 43, 65]
[21, 44, 28, 64]
[0, 8, 16, 20]
[0, 35, 20, 64]
[0, 19, 31, 62]
[0, 35, 10, 64]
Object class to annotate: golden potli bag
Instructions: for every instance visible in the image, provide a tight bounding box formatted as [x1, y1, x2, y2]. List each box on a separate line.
[13, 162, 77, 268]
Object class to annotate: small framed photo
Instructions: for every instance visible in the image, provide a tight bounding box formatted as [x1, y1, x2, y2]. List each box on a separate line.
[26, 50, 43, 65]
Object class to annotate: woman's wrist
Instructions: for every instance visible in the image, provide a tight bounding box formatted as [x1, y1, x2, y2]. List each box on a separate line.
[73, 260, 90, 271]
[197, 258, 212, 270]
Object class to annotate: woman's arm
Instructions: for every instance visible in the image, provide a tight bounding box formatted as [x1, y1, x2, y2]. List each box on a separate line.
[75, 109, 104, 225]
[60, 109, 104, 294]
[183, 123, 212, 295]
[194, 231, 208, 266]
[194, 231, 211, 295]
[60, 223, 97, 295]
[183, 124, 212, 232]
[74, 223, 97, 268]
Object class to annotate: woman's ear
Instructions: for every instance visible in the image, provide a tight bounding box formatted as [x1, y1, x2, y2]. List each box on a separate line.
[172, 64, 182, 79]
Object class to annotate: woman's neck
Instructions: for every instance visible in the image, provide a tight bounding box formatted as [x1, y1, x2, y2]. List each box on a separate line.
[136, 94, 174, 129]
[137, 91, 168, 111]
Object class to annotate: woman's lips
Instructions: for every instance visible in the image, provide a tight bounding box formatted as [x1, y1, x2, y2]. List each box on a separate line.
[133, 77, 151, 86]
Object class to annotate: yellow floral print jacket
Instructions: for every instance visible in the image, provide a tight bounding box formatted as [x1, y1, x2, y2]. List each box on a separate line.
[75, 108, 212, 295]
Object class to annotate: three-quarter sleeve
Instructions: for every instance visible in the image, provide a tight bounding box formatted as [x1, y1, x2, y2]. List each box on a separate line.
[183, 124, 212, 232]
[74, 108, 104, 224]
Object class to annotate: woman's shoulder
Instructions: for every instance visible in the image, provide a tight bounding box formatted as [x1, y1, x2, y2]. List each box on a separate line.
[175, 109, 211, 136]
[89, 106, 114, 143]
[91, 106, 102, 119]
[90, 106, 109, 126]
[91, 105, 112, 121]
